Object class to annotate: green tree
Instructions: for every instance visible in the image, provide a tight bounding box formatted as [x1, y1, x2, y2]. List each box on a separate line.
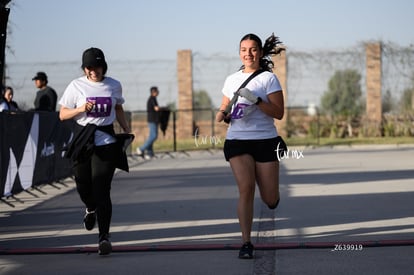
[321, 69, 363, 137]
[321, 69, 363, 117]
[399, 87, 413, 112]
[399, 74, 414, 113]
[193, 90, 213, 121]
[382, 89, 395, 114]
[165, 101, 176, 111]
[193, 90, 213, 110]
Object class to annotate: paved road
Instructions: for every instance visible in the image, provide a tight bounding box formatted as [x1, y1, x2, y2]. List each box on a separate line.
[1, 146, 413, 274]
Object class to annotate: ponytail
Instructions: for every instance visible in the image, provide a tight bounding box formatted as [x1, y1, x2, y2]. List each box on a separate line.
[260, 33, 285, 71]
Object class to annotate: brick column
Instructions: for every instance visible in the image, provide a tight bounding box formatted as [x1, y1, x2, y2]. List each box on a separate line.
[177, 50, 194, 139]
[365, 43, 382, 133]
[272, 51, 287, 136]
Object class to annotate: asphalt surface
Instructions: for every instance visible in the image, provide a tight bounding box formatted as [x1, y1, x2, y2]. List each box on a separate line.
[1, 145, 414, 275]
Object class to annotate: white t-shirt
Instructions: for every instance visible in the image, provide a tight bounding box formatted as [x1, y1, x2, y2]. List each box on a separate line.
[0, 101, 8, 111]
[59, 75, 125, 145]
[222, 70, 282, 140]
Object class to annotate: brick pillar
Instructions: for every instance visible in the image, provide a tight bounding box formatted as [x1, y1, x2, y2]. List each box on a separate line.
[177, 50, 194, 139]
[272, 51, 287, 136]
[365, 43, 382, 134]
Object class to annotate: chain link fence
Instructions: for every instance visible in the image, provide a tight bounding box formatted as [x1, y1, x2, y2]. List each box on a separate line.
[6, 42, 414, 149]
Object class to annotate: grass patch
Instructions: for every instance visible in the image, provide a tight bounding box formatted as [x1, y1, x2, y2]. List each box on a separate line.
[131, 136, 414, 153]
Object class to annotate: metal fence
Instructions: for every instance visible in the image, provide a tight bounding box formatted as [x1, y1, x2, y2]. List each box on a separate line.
[128, 107, 321, 154]
[5, 41, 414, 114]
[128, 108, 228, 154]
[128, 105, 413, 155]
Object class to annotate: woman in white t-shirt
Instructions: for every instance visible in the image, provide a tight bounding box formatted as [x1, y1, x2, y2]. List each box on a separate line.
[59, 47, 131, 256]
[216, 33, 285, 259]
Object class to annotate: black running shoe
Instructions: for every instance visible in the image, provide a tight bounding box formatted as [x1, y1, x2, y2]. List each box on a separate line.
[83, 209, 96, 231]
[98, 234, 112, 256]
[238, 241, 254, 259]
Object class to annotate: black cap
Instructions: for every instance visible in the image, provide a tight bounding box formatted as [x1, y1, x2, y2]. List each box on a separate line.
[32, 72, 48, 81]
[82, 47, 107, 68]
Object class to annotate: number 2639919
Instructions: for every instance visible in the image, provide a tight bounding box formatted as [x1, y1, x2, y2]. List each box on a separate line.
[332, 244, 363, 251]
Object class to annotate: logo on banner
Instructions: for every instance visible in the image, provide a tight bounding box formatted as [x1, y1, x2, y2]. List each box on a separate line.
[3, 114, 39, 196]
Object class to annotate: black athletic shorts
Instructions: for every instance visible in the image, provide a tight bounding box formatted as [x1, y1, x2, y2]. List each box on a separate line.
[223, 137, 279, 162]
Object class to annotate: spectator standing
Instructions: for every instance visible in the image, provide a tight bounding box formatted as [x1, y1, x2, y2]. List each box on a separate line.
[0, 86, 19, 112]
[136, 86, 160, 159]
[32, 71, 57, 111]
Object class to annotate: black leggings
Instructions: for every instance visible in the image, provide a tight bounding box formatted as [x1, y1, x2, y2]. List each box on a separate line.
[73, 143, 117, 238]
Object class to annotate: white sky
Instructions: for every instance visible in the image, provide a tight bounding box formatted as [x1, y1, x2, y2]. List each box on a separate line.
[3, 0, 414, 110]
[6, 0, 414, 63]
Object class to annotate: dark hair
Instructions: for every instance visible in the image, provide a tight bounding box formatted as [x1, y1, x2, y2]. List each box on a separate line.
[5, 86, 13, 93]
[239, 33, 285, 72]
[150, 86, 158, 93]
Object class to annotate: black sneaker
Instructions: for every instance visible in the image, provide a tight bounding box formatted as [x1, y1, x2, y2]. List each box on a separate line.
[238, 241, 254, 259]
[83, 209, 96, 231]
[98, 234, 112, 256]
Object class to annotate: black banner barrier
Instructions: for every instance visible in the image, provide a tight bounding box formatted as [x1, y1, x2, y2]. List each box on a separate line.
[0, 112, 74, 197]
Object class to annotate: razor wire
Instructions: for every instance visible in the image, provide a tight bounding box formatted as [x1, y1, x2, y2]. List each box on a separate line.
[4, 41, 414, 112]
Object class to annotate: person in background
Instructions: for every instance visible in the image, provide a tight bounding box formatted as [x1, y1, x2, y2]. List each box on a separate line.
[216, 33, 285, 259]
[136, 86, 160, 159]
[59, 47, 131, 256]
[0, 86, 19, 112]
[32, 71, 57, 111]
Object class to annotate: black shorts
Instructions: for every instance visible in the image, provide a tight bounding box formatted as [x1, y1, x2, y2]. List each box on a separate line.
[223, 137, 279, 162]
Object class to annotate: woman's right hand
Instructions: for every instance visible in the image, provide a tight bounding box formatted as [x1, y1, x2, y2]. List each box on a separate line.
[216, 110, 231, 123]
[59, 101, 94, 121]
[216, 111, 224, 122]
[217, 96, 231, 123]
[83, 101, 95, 113]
